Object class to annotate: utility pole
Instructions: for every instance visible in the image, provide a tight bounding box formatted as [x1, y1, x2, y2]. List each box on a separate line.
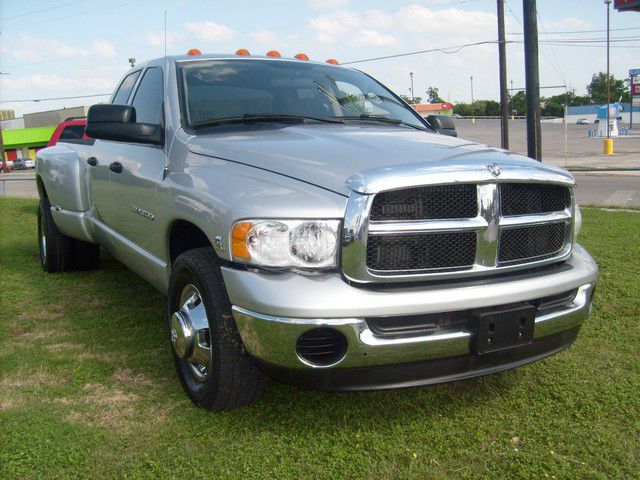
[604, 0, 613, 154]
[497, 0, 509, 149]
[523, 0, 542, 161]
[410, 72, 415, 104]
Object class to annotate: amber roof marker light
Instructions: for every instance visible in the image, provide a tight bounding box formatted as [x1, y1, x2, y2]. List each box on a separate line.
[294, 53, 309, 61]
[187, 48, 202, 56]
[266, 50, 282, 58]
[326, 58, 339, 65]
[236, 48, 251, 56]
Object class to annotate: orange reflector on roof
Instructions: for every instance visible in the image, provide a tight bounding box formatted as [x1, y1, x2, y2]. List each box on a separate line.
[294, 53, 309, 61]
[187, 48, 202, 56]
[266, 50, 281, 58]
[326, 58, 339, 65]
[236, 48, 251, 56]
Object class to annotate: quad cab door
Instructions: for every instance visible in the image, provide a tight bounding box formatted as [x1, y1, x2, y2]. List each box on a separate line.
[88, 69, 141, 224]
[90, 66, 167, 258]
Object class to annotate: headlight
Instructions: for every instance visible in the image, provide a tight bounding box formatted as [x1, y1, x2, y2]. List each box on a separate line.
[231, 219, 340, 269]
[573, 203, 582, 241]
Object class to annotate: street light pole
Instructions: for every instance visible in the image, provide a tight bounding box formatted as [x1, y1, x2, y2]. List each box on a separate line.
[470, 75, 475, 124]
[410, 72, 415, 104]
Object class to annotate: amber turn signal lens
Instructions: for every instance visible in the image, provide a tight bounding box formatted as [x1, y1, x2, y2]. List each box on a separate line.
[187, 48, 202, 56]
[236, 48, 251, 56]
[232, 221, 253, 259]
[325, 58, 339, 65]
[294, 53, 309, 60]
[266, 50, 281, 58]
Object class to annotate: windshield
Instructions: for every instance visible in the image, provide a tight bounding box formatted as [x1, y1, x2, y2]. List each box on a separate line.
[177, 59, 429, 130]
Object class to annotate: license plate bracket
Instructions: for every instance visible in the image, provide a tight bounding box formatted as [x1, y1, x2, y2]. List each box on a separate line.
[473, 305, 537, 355]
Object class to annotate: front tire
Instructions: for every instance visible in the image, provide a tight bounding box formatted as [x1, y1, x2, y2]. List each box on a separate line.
[168, 248, 266, 410]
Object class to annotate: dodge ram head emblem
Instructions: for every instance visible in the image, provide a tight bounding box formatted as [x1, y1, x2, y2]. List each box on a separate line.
[487, 163, 502, 177]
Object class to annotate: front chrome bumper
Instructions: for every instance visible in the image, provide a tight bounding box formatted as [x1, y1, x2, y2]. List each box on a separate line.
[223, 245, 598, 375]
[232, 282, 595, 370]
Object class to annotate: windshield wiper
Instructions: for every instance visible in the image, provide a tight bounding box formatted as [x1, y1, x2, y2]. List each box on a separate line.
[192, 113, 344, 129]
[334, 114, 429, 131]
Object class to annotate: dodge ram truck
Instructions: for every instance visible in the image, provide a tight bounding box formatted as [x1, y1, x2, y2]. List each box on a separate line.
[36, 51, 599, 411]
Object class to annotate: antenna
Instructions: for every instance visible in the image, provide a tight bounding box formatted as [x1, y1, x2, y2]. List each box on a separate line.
[164, 10, 167, 58]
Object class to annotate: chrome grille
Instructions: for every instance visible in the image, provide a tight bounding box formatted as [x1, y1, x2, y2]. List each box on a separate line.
[370, 184, 477, 221]
[501, 184, 569, 216]
[366, 231, 476, 271]
[342, 179, 575, 284]
[499, 222, 568, 263]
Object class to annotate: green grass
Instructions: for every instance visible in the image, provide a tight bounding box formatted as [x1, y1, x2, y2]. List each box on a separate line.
[1, 198, 639, 479]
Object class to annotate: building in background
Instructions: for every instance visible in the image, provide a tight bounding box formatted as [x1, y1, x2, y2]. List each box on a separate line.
[23, 106, 88, 128]
[411, 102, 454, 118]
[567, 103, 640, 124]
[0, 109, 16, 120]
[1, 106, 88, 161]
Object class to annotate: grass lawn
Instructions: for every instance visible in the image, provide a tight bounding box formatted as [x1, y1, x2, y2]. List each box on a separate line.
[1, 197, 639, 479]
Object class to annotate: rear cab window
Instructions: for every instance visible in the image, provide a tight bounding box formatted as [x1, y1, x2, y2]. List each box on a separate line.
[112, 70, 141, 105]
[59, 125, 86, 140]
[131, 67, 164, 124]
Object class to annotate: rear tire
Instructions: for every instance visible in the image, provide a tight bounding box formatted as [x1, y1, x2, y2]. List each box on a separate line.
[38, 197, 74, 272]
[37, 197, 100, 272]
[168, 248, 266, 410]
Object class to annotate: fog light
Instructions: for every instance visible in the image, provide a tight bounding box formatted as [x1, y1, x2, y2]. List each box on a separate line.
[296, 328, 347, 367]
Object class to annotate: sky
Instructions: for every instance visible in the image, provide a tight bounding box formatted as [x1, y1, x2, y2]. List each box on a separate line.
[0, 0, 638, 117]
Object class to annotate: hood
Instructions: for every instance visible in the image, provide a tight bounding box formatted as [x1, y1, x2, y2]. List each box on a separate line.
[187, 124, 573, 196]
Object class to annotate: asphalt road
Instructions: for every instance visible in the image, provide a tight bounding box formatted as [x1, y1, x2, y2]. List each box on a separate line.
[2, 171, 639, 208]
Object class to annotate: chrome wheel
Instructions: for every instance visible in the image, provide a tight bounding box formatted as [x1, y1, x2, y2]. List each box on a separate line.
[170, 284, 211, 383]
[39, 209, 47, 265]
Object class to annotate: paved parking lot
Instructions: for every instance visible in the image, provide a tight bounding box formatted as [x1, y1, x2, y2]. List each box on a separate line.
[456, 119, 640, 168]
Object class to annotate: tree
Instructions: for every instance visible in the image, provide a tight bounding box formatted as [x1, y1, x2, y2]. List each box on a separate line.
[510, 91, 527, 116]
[399, 94, 422, 105]
[426, 86, 444, 104]
[587, 72, 631, 104]
[453, 103, 472, 116]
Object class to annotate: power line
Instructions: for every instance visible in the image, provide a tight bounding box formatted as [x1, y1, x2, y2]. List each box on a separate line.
[0, 93, 110, 104]
[343, 41, 501, 65]
[508, 25, 640, 35]
[0, 0, 146, 30]
[0, 0, 86, 21]
[2, 0, 482, 70]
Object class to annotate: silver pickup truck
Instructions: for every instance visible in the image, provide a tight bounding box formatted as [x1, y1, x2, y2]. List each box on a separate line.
[36, 52, 598, 410]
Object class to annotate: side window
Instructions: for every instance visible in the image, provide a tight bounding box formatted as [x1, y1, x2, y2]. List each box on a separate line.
[59, 125, 85, 140]
[131, 68, 164, 124]
[112, 71, 141, 105]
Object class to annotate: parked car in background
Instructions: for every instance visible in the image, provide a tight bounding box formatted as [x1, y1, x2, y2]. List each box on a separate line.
[2, 159, 14, 172]
[36, 52, 598, 411]
[47, 117, 88, 147]
[576, 118, 589, 125]
[12, 158, 36, 170]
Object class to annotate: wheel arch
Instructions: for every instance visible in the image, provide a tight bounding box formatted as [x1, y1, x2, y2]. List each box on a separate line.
[167, 219, 217, 265]
[36, 175, 48, 199]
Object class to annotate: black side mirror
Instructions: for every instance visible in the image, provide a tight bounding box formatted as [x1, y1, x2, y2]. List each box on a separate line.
[427, 115, 457, 137]
[86, 104, 163, 146]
